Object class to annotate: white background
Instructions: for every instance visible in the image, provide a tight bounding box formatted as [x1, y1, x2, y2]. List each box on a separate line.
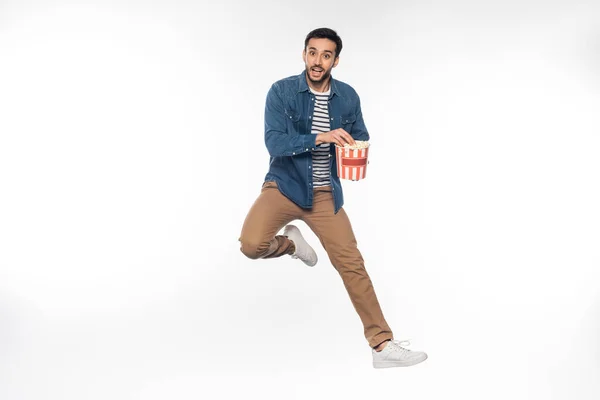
[1, 0, 599, 399]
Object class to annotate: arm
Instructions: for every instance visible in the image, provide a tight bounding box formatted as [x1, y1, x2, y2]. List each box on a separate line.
[264, 84, 317, 157]
[314, 92, 366, 147]
[315, 129, 356, 146]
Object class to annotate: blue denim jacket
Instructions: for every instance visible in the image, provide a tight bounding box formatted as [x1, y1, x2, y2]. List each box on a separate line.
[263, 70, 370, 214]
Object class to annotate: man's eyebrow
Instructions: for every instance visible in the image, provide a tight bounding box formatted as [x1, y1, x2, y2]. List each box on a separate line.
[307, 47, 334, 54]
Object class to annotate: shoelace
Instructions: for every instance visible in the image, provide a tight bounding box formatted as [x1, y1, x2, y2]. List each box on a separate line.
[387, 339, 412, 353]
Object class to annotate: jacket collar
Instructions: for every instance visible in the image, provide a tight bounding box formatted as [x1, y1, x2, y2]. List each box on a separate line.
[297, 69, 340, 98]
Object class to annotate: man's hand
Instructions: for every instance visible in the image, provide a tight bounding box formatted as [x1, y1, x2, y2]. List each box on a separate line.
[315, 128, 356, 147]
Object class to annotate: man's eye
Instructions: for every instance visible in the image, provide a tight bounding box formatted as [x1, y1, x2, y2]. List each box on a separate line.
[324, 54, 330, 59]
[310, 51, 315, 56]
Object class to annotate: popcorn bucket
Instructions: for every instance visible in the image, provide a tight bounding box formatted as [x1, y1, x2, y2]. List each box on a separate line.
[335, 142, 370, 181]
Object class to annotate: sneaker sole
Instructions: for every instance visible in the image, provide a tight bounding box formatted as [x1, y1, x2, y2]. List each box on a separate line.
[373, 354, 428, 368]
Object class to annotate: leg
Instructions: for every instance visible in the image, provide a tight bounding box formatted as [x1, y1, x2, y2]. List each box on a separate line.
[239, 181, 302, 259]
[302, 187, 394, 348]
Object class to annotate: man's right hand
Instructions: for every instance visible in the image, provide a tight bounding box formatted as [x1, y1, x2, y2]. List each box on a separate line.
[315, 128, 356, 147]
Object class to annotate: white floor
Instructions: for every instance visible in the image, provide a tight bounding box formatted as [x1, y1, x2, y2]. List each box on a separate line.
[2, 224, 599, 400]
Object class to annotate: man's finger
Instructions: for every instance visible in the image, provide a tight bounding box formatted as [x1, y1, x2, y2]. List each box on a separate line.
[338, 130, 353, 144]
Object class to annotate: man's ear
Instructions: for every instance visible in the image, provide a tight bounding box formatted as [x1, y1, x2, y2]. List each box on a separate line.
[333, 56, 340, 68]
[302, 49, 306, 63]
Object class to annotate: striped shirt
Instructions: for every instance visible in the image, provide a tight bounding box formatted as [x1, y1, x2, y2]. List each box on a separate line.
[309, 87, 331, 187]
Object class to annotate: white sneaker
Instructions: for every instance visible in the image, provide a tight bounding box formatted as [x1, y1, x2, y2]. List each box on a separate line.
[372, 340, 428, 368]
[283, 225, 318, 267]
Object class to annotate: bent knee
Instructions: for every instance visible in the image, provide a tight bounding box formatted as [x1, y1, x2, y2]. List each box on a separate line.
[239, 239, 269, 260]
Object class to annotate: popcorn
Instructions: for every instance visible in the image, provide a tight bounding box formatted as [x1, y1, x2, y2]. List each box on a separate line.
[342, 140, 370, 149]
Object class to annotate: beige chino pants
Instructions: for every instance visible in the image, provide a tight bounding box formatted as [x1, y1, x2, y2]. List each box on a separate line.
[239, 181, 393, 348]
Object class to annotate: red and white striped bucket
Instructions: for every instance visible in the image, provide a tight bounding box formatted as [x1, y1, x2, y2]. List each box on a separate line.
[335, 143, 370, 181]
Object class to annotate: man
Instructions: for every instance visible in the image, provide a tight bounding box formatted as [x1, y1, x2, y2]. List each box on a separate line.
[239, 27, 427, 368]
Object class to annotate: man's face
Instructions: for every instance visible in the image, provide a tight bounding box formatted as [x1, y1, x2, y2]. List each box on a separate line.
[302, 38, 339, 85]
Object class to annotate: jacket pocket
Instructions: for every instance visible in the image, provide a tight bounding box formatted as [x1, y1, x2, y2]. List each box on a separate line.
[285, 108, 301, 122]
[340, 114, 356, 131]
[284, 108, 301, 133]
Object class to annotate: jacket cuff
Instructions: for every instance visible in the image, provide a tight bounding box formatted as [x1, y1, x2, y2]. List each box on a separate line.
[303, 134, 318, 152]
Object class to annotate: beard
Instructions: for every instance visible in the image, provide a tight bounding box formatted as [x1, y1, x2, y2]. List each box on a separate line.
[306, 65, 332, 85]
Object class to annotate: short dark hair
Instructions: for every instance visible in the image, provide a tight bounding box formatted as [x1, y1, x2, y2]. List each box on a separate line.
[304, 28, 343, 58]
